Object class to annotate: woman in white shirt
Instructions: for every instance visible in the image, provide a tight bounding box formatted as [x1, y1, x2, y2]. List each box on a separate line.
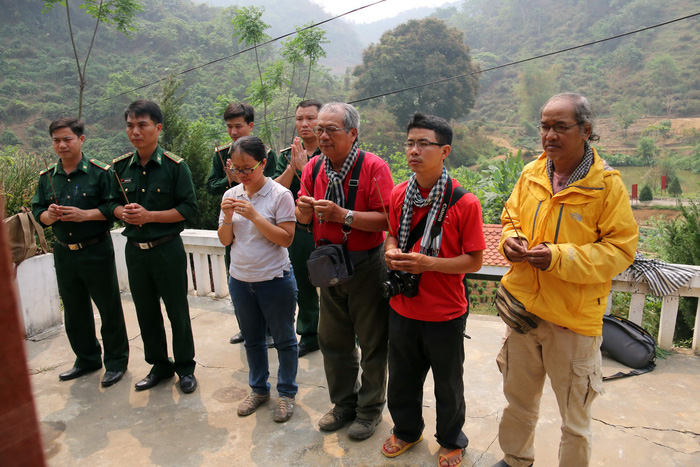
[217, 136, 298, 423]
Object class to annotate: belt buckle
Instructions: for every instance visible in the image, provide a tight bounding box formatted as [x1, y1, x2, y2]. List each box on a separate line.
[68, 244, 80, 251]
[138, 242, 150, 250]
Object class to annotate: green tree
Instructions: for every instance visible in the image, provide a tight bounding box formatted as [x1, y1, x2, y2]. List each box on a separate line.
[667, 177, 682, 197]
[639, 184, 653, 201]
[514, 62, 561, 122]
[612, 101, 638, 139]
[635, 137, 659, 165]
[232, 6, 275, 149]
[352, 18, 479, 126]
[40, 0, 144, 119]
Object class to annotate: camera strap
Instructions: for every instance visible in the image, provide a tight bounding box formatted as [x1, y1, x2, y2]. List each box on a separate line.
[404, 178, 468, 254]
[311, 150, 365, 244]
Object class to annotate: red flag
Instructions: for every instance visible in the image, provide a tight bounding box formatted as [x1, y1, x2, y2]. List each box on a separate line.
[632, 184, 638, 200]
[661, 175, 667, 190]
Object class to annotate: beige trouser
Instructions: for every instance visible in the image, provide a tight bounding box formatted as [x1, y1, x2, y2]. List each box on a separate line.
[497, 319, 604, 467]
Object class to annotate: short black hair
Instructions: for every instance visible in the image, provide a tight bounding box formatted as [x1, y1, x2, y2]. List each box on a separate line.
[406, 112, 452, 145]
[231, 136, 267, 163]
[124, 99, 163, 125]
[224, 102, 255, 123]
[49, 117, 85, 137]
[296, 99, 322, 112]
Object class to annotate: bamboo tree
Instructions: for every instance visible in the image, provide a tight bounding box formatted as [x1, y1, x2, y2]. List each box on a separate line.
[40, 0, 143, 119]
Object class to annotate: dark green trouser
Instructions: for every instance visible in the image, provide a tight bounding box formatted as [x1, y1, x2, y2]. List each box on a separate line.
[318, 248, 389, 419]
[125, 236, 195, 377]
[289, 228, 319, 347]
[54, 236, 129, 372]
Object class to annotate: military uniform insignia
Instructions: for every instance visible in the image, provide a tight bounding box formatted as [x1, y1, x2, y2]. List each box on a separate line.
[89, 158, 111, 170]
[163, 151, 184, 164]
[215, 141, 233, 153]
[113, 152, 133, 164]
[39, 162, 57, 176]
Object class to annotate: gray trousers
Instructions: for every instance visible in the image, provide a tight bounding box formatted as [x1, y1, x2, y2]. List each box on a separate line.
[318, 248, 389, 419]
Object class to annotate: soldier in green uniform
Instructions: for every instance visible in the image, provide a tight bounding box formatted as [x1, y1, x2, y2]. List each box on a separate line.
[32, 117, 129, 387]
[110, 100, 198, 394]
[205, 101, 277, 345]
[274, 99, 323, 357]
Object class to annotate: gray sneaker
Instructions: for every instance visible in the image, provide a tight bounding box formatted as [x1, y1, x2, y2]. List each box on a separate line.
[347, 416, 382, 440]
[273, 396, 295, 423]
[237, 392, 270, 416]
[318, 407, 356, 432]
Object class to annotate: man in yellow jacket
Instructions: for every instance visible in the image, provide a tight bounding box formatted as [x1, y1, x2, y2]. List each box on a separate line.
[495, 93, 638, 467]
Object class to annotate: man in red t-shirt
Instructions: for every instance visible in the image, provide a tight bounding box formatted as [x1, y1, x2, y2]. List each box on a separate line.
[380, 113, 485, 467]
[296, 102, 394, 441]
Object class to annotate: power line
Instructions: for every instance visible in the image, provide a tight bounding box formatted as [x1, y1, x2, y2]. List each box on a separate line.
[349, 11, 700, 105]
[6, 0, 387, 128]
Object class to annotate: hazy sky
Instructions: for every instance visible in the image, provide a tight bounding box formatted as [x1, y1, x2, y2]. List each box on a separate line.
[308, 0, 456, 23]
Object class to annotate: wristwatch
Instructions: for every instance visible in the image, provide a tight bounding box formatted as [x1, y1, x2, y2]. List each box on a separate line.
[344, 210, 354, 226]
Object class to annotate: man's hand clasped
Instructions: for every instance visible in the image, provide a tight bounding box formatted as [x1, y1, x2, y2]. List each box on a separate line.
[503, 236, 552, 270]
[297, 195, 346, 224]
[385, 248, 433, 275]
[46, 204, 90, 223]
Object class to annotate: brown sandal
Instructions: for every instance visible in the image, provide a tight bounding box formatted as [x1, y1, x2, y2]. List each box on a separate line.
[381, 433, 423, 458]
[437, 447, 465, 467]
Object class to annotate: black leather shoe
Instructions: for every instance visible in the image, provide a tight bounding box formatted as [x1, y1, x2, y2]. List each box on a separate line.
[298, 342, 320, 357]
[179, 374, 197, 394]
[101, 370, 124, 387]
[229, 332, 244, 344]
[59, 366, 99, 381]
[134, 373, 170, 391]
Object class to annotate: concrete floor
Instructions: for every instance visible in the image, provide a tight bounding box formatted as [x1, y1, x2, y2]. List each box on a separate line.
[24, 293, 700, 466]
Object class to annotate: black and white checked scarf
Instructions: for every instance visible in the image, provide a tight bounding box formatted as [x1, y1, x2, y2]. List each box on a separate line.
[322, 139, 360, 207]
[397, 167, 449, 256]
[628, 252, 698, 297]
[546, 142, 594, 189]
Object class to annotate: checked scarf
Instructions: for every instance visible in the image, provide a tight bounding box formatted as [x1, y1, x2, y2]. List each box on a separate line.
[322, 139, 360, 207]
[397, 167, 449, 256]
[546, 141, 594, 189]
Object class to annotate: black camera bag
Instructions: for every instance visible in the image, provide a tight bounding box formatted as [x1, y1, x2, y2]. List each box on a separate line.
[601, 314, 656, 380]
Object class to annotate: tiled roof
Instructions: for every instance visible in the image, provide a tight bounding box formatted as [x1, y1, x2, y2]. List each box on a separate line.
[483, 224, 509, 267]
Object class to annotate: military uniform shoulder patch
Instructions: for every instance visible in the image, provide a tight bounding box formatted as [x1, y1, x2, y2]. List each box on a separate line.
[39, 162, 57, 176]
[215, 141, 233, 153]
[113, 152, 133, 164]
[163, 151, 184, 164]
[89, 158, 110, 171]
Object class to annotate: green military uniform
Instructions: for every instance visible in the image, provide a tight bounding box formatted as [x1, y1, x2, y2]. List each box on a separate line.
[274, 146, 322, 348]
[205, 142, 278, 197]
[32, 155, 129, 372]
[110, 145, 197, 378]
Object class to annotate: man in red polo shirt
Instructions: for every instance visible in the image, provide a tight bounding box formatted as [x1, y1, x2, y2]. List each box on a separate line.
[380, 112, 485, 467]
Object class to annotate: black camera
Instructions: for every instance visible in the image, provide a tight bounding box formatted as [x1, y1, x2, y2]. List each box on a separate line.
[381, 270, 421, 298]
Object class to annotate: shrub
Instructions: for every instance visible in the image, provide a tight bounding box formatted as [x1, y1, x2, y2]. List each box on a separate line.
[639, 184, 653, 202]
[0, 146, 45, 218]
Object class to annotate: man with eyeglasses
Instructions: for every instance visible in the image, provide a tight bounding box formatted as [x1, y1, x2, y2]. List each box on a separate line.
[274, 99, 323, 358]
[296, 102, 394, 441]
[380, 113, 485, 467]
[495, 93, 638, 467]
[205, 102, 277, 346]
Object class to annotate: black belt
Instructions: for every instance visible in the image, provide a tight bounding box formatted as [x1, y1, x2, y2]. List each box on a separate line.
[129, 233, 178, 250]
[56, 232, 108, 251]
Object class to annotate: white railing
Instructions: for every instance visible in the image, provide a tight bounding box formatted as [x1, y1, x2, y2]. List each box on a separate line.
[466, 264, 700, 355]
[111, 228, 229, 299]
[607, 267, 700, 354]
[109, 229, 700, 355]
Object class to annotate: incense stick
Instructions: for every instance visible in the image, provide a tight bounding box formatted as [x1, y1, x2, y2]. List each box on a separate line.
[502, 200, 524, 246]
[216, 145, 232, 190]
[43, 159, 60, 205]
[374, 177, 394, 238]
